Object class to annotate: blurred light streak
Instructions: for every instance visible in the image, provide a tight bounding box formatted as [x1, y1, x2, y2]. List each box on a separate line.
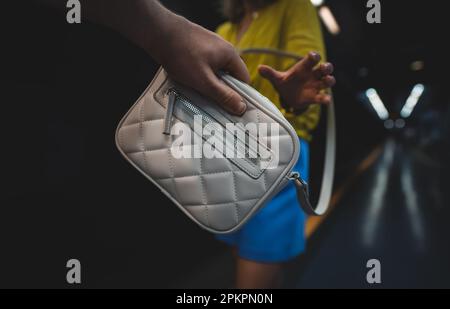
[365, 88, 390, 120]
[319, 6, 340, 35]
[362, 139, 395, 248]
[400, 84, 425, 118]
[401, 159, 426, 251]
[311, 0, 324, 7]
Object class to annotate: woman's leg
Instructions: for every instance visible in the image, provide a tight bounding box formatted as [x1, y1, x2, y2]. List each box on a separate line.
[236, 257, 282, 289]
[233, 139, 310, 289]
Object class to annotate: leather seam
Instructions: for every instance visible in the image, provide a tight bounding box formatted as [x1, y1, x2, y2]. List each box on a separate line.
[198, 158, 210, 227]
[139, 101, 149, 173]
[120, 118, 164, 130]
[256, 109, 268, 192]
[152, 170, 245, 181]
[184, 198, 259, 208]
[167, 147, 180, 202]
[231, 172, 239, 224]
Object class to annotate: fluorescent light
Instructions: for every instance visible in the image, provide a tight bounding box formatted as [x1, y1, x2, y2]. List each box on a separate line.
[319, 6, 340, 35]
[365, 88, 390, 120]
[400, 84, 425, 118]
[311, 0, 324, 7]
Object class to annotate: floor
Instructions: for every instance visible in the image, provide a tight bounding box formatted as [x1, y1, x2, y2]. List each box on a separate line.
[293, 138, 450, 288]
[171, 137, 450, 288]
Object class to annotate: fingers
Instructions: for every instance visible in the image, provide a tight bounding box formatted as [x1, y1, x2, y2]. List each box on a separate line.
[314, 93, 333, 105]
[290, 51, 322, 74]
[204, 69, 247, 116]
[314, 62, 334, 79]
[314, 75, 336, 89]
[258, 64, 284, 85]
[225, 53, 250, 83]
[323, 75, 336, 88]
[303, 51, 322, 70]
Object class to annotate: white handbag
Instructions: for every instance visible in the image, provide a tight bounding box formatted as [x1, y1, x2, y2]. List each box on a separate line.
[115, 67, 335, 234]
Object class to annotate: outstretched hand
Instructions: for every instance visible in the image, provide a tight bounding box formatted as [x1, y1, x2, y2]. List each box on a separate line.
[258, 52, 336, 112]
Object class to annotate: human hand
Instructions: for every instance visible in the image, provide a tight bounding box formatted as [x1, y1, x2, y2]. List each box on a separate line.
[258, 52, 336, 112]
[155, 16, 250, 115]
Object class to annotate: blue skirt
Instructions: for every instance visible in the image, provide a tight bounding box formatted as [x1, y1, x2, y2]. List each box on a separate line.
[216, 138, 309, 263]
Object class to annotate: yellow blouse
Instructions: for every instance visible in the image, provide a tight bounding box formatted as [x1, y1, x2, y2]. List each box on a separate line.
[217, 0, 326, 141]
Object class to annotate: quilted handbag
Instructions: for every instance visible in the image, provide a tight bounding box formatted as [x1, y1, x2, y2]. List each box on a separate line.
[115, 68, 334, 234]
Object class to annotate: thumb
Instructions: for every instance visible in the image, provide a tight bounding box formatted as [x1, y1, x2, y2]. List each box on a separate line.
[204, 69, 247, 116]
[258, 65, 283, 86]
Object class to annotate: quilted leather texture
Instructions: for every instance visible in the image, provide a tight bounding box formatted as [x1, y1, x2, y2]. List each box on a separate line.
[116, 69, 299, 233]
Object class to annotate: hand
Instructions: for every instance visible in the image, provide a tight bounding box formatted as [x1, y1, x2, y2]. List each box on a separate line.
[258, 52, 336, 112]
[156, 16, 250, 115]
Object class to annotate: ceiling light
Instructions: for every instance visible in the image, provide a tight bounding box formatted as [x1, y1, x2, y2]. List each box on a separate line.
[400, 84, 425, 118]
[319, 6, 340, 35]
[311, 0, 324, 7]
[365, 88, 390, 120]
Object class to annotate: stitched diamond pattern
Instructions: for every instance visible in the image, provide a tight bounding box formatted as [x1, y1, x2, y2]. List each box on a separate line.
[117, 70, 297, 233]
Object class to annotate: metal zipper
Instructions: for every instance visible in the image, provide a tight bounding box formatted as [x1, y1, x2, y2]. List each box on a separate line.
[163, 90, 176, 135]
[165, 88, 261, 163]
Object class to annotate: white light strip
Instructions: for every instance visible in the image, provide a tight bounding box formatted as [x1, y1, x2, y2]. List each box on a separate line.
[400, 84, 425, 118]
[365, 88, 390, 120]
[319, 6, 340, 35]
[311, 0, 324, 7]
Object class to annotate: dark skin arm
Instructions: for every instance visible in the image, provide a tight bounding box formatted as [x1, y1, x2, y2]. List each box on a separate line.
[39, 0, 250, 115]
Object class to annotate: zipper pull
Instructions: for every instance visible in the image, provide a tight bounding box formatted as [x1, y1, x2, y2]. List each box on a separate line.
[163, 90, 176, 135]
[289, 172, 309, 198]
[289, 172, 317, 216]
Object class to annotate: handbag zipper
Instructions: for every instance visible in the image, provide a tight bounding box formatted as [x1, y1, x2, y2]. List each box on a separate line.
[165, 88, 261, 163]
[163, 88, 268, 177]
[163, 90, 177, 135]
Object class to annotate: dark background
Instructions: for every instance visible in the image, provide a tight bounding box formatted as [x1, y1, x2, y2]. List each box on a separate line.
[1, 0, 449, 288]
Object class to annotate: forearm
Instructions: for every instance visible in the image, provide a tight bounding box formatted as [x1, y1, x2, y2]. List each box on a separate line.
[37, 0, 249, 114]
[87, 0, 185, 62]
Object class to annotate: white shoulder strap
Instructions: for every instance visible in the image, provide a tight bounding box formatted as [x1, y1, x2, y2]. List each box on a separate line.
[239, 48, 336, 216]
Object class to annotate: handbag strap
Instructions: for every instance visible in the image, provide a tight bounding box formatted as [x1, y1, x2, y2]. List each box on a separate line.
[239, 48, 336, 216]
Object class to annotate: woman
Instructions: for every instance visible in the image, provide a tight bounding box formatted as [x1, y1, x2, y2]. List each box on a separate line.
[215, 0, 335, 288]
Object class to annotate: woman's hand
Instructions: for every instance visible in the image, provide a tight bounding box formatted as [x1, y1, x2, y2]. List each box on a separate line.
[258, 52, 336, 112]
